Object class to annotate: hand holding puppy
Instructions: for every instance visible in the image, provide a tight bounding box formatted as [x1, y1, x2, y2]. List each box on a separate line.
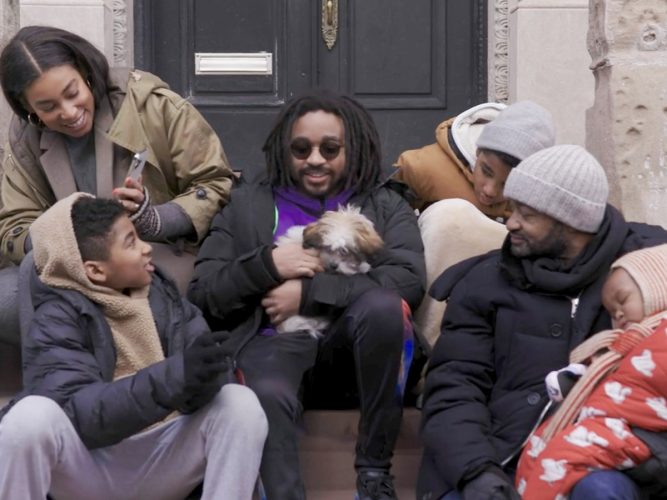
[262, 279, 302, 326]
[271, 242, 323, 279]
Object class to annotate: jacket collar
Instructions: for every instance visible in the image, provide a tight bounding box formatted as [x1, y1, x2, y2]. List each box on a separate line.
[38, 130, 76, 200]
[106, 70, 165, 171]
[94, 95, 115, 197]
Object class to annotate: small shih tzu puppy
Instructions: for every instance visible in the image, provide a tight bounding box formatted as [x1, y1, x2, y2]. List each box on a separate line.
[276, 205, 383, 338]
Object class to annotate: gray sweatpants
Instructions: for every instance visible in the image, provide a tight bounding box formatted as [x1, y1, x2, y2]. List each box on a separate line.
[0, 385, 268, 500]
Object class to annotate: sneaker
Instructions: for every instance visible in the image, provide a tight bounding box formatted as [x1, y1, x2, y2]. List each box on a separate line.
[355, 469, 397, 500]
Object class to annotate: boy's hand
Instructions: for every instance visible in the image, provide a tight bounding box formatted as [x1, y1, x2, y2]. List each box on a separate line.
[183, 331, 228, 392]
[271, 243, 323, 279]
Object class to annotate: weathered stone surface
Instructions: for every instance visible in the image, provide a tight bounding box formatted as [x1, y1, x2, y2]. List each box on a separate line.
[587, 0, 667, 227]
[0, 0, 20, 171]
[589, 0, 667, 66]
[510, 0, 593, 146]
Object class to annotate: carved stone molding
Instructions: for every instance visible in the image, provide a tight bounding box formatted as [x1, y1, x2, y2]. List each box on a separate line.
[112, 0, 130, 66]
[490, 0, 509, 102]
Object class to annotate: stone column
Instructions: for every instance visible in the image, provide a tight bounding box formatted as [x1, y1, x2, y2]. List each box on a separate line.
[0, 0, 20, 166]
[586, 0, 667, 226]
[20, 0, 114, 60]
[508, 0, 593, 146]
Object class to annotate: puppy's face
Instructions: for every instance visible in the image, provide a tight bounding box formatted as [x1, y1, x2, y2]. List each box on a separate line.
[302, 206, 383, 275]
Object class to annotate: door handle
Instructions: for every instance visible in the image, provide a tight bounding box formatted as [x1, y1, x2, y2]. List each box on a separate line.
[321, 0, 338, 50]
[326, 0, 333, 24]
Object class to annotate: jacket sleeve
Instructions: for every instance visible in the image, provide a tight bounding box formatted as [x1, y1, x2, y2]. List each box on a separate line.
[144, 90, 235, 242]
[173, 292, 236, 414]
[300, 191, 425, 315]
[393, 146, 438, 211]
[624, 319, 667, 495]
[626, 428, 667, 497]
[0, 144, 50, 263]
[187, 199, 282, 323]
[23, 299, 190, 449]
[420, 273, 501, 488]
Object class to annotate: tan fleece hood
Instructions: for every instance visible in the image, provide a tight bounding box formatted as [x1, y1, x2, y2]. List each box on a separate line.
[31, 193, 165, 380]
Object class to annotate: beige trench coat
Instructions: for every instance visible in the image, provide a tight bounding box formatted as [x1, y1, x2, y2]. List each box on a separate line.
[0, 69, 234, 265]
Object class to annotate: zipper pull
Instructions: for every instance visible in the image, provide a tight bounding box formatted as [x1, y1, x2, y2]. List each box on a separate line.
[570, 296, 580, 318]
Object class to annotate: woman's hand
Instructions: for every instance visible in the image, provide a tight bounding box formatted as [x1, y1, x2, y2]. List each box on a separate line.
[112, 176, 145, 214]
[113, 177, 162, 239]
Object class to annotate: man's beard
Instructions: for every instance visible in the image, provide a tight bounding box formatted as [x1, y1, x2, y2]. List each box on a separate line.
[296, 166, 345, 197]
[510, 221, 568, 259]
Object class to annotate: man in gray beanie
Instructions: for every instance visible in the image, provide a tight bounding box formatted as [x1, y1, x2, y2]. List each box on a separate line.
[418, 144, 667, 500]
[504, 144, 608, 232]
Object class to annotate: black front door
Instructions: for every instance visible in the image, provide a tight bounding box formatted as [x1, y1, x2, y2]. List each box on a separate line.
[135, 0, 486, 176]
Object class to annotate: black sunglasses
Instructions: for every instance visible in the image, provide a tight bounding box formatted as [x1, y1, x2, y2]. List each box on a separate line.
[289, 138, 344, 161]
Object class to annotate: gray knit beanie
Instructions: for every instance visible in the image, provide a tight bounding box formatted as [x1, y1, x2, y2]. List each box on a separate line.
[504, 145, 609, 233]
[476, 100, 556, 160]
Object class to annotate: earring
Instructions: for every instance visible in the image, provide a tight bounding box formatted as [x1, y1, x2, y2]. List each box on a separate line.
[27, 112, 44, 128]
[86, 77, 92, 88]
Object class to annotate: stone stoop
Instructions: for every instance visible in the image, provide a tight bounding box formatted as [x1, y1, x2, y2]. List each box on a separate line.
[0, 350, 424, 500]
[306, 489, 415, 500]
[300, 408, 421, 499]
[0, 342, 21, 407]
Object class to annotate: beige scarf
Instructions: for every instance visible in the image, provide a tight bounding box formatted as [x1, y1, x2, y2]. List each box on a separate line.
[31, 193, 165, 381]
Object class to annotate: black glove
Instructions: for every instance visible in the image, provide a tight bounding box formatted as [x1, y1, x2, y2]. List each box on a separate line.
[183, 331, 228, 394]
[462, 466, 521, 500]
[181, 375, 227, 413]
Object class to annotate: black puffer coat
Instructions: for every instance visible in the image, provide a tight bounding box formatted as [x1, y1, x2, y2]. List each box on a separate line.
[418, 206, 667, 500]
[0, 268, 210, 449]
[187, 179, 426, 356]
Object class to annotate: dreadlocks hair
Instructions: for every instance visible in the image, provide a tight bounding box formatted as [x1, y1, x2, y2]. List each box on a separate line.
[72, 196, 125, 262]
[262, 89, 382, 193]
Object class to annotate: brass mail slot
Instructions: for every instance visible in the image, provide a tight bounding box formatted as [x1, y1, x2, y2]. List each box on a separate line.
[194, 52, 273, 75]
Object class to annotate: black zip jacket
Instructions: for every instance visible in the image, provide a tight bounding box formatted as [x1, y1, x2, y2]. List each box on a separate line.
[187, 179, 426, 359]
[418, 205, 667, 500]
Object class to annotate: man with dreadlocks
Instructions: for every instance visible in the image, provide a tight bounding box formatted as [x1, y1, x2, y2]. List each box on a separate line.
[188, 89, 425, 500]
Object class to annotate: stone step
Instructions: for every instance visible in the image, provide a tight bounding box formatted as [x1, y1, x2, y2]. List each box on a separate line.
[0, 343, 21, 406]
[0, 345, 423, 498]
[307, 488, 415, 500]
[300, 408, 421, 495]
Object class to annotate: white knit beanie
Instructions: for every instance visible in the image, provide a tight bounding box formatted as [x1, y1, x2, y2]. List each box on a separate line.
[612, 244, 667, 316]
[503, 145, 609, 233]
[476, 100, 556, 160]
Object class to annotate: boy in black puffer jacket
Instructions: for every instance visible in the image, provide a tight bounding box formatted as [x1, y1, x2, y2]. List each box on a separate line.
[0, 193, 267, 500]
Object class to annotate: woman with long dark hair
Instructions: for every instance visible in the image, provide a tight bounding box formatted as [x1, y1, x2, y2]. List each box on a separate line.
[0, 25, 234, 342]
